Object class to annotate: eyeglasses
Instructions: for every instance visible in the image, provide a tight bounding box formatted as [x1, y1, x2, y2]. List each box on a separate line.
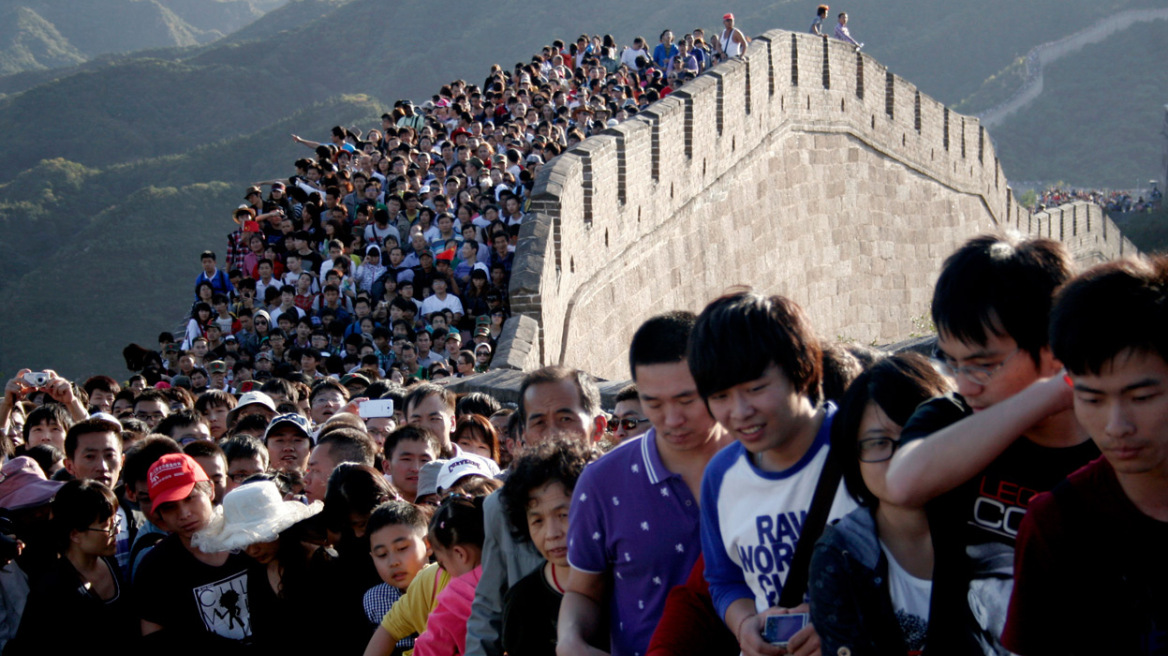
[229, 471, 257, 483]
[608, 417, 650, 432]
[858, 437, 901, 463]
[135, 412, 165, 422]
[85, 517, 123, 537]
[932, 347, 1022, 386]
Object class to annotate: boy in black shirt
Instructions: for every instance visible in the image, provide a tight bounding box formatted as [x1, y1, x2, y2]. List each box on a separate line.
[884, 236, 1100, 652]
[135, 453, 252, 652]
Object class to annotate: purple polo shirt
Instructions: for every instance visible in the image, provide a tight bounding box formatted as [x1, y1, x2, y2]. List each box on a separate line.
[567, 428, 702, 656]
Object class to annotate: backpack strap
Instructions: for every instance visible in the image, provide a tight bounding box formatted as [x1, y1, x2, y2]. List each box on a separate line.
[778, 448, 842, 608]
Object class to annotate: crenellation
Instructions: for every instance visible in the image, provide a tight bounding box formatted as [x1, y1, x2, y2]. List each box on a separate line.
[502, 28, 1139, 379]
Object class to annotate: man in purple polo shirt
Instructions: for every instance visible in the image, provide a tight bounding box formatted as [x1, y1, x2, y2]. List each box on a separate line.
[558, 312, 732, 656]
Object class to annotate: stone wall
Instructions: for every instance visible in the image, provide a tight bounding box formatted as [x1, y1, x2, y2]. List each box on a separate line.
[495, 29, 1139, 381]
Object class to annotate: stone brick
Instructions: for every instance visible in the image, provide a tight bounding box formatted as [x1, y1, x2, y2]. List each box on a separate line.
[486, 27, 1139, 385]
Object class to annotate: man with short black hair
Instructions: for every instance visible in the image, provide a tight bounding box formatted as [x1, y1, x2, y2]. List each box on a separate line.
[303, 427, 376, 503]
[63, 417, 135, 573]
[133, 389, 171, 431]
[885, 236, 1098, 652]
[309, 379, 349, 424]
[404, 383, 456, 454]
[691, 291, 855, 656]
[196, 250, 234, 299]
[559, 313, 732, 656]
[221, 434, 269, 493]
[1002, 256, 1168, 653]
[156, 409, 212, 447]
[381, 426, 440, 502]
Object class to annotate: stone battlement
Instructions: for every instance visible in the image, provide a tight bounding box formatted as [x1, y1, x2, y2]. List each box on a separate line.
[496, 29, 1138, 381]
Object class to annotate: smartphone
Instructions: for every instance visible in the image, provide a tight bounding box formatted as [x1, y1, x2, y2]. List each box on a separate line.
[358, 399, 395, 419]
[762, 613, 808, 648]
[22, 371, 49, 387]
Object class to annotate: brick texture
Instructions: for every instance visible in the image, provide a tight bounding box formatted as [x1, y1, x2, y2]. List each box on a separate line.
[498, 29, 1139, 381]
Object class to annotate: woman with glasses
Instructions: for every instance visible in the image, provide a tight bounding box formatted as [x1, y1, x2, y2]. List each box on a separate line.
[809, 353, 983, 655]
[8, 480, 138, 653]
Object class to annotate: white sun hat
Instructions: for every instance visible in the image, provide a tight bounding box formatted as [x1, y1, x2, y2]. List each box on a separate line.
[192, 480, 322, 552]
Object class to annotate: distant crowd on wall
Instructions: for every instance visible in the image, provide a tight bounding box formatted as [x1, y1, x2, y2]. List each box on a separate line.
[1033, 185, 1163, 214]
[130, 18, 755, 397]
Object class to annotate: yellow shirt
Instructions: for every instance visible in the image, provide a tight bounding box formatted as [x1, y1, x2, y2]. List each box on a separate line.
[381, 563, 452, 654]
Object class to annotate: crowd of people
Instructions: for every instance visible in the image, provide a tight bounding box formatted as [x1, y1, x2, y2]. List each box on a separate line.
[3, 13, 1167, 656]
[4, 229, 1167, 656]
[121, 16, 755, 399]
[1033, 185, 1163, 214]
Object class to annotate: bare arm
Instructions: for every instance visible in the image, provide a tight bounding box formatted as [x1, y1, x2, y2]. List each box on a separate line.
[556, 570, 609, 656]
[292, 134, 324, 149]
[884, 373, 1073, 508]
[724, 598, 784, 656]
[363, 626, 397, 656]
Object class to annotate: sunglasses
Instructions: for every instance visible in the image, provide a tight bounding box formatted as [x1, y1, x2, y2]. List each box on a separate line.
[608, 417, 650, 432]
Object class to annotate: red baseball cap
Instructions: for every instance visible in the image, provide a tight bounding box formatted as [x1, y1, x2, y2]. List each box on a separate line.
[148, 454, 209, 506]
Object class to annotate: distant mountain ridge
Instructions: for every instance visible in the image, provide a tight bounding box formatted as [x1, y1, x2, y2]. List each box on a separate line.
[0, 0, 286, 76]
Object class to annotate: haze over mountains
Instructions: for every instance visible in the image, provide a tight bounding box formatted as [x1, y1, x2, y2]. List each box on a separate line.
[0, 0, 1163, 378]
[0, 0, 287, 76]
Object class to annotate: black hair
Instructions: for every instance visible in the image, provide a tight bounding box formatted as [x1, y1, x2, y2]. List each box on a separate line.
[931, 235, 1070, 367]
[309, 378, 350, 404]
[63, 417, 123, 459]
[318, 427, 377, 468]
[23, 403, 73, 443]
[195, 390, 237, 414]
[367, 499, 432, 538]
[688, 290, 823, 403]
[50, 480, 118, 554]
[614, 383, 639, 404]
[383, 425, 442, 462]
[183, 439, 225, 462]
[221, 434, 269, 470]
[24, 444, 64, 478]
[628, 311, 696, 379]
[517, 366, 600, 427]
[324, 463, 399, 536]
[404, 382, 455, 417]
[456, 392, 501, 419]
[428, 494, 486, 551]
[1051, 255, 1168, 376]
[234, 413, 273, 438]
[500, 438, 599, 541]
[260, 378, 298, 402]
[156, 409, 209, 441]
[830, 353, 951, 507]
[121, 436, 182, 488]
[820, 343, 867, 405]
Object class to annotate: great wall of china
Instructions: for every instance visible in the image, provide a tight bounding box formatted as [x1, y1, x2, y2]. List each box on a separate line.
[452, 28, 1138, 398]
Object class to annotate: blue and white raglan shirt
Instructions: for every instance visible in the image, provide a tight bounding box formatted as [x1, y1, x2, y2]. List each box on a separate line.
[700, 405, 857, 619]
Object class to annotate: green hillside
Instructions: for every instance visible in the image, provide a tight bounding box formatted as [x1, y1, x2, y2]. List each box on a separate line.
[0, 0, 286, 78]
[985, 19, 1168, 188]
[0, 6, 84, 75]
[0, 94, 384, 378]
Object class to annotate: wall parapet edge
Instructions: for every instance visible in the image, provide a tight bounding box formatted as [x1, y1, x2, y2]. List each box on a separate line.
[502, 28, 1141, 379]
